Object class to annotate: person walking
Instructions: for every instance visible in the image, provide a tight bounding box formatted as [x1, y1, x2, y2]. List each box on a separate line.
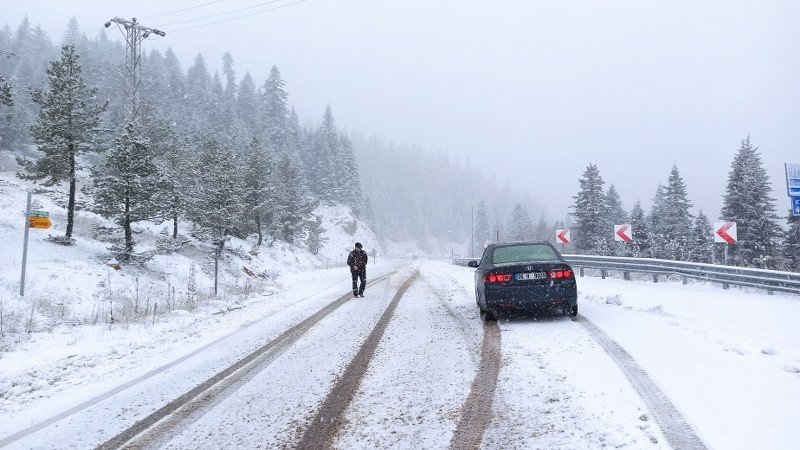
[347, 242, 368, 297]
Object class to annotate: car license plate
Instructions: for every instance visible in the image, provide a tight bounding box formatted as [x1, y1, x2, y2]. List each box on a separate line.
[515, 272, 546, 281]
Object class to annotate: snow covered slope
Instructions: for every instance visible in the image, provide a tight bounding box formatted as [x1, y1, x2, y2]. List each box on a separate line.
[0, 162, 377, 353]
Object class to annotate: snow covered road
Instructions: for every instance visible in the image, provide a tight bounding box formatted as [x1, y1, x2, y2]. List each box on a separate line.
[2, 260, 798, 449]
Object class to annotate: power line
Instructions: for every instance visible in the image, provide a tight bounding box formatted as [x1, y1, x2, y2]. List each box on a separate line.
[140, 0, 225, 20]
[155, 0, 287, 27]
[165, 0, 307, 33]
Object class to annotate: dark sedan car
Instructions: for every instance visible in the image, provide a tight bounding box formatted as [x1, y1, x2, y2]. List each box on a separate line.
[468, 242, 578, 321]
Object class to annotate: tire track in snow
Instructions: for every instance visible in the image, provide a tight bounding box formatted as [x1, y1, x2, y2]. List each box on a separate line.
[0, 268, 375, 447]
[95, 268, 408, 450]
[296, 271, 419, 449]
[449, 320, 501, 450]
[576, 315, 708, 450]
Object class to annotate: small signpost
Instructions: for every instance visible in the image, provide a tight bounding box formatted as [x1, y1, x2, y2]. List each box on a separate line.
[786, 162, 800, 197]
[20, 193, 51, 296]
[614, 224, 633, 242]
[714, 221, 737, 265]
[28, 210, 52, 229]
[555, 229, 570, 253]
[787, 162, 800, 217]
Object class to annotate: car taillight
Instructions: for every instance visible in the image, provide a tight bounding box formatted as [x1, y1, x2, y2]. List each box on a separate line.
[549, 269, 574, 279]
[484, 273, 512, 283]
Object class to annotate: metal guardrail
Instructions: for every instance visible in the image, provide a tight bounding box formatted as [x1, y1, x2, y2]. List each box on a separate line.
[452, 255, 800, 295]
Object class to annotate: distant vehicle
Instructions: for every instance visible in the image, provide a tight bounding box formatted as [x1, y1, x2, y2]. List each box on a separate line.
[468, 242, 577, 321]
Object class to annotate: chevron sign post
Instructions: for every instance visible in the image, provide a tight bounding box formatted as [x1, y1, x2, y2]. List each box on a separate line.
[714, 221, 737, 266]
[614, 224, 633, 242]
[714, 222, 737, 244]
[555, 229, 570, 253]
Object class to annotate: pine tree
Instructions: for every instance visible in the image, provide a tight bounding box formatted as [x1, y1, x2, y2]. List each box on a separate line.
[337, 133, 364, 213]
[720, 136, 783, 268]
[474, 200, 491, 254]
[241, 137, 274, 246]
[143, 109, 189, 239]
[533, 214, 549, 242]
[570, 163, 606, 254]
[364, 196, 378, 234]
[507, 204, 534, 242]
[784, 214, 800, 271]
[0, 73, 12, 106]
[160, 48, 185, 124]
[186, 140, 245, 251]
[648, 183, 668, 259]
[603, 184, 628, 256]
[214, 53, 244, 150]
[92, 122, 160, 258]
[17, 45, 107, 242]
[3, 18, 57, 148]
[306, 215, 327, 255]
[687, 210, 713, 263]
[183, 53, 212, 142]
[285, 107, 305, 174]
[628, 200, 651, 257]
[207, 71, 234, 146]
[261, 65, 289, 153]
[62, 17, 81, 46]
[306, 105, 340, 203]
[271, 154, 318, 244]
[662, 164, 694, 260]
[236, 71, 260, 136]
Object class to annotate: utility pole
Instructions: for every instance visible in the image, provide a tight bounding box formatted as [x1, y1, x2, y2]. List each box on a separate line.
[470, 205, 474, 258]
[104, 17, 165, 123]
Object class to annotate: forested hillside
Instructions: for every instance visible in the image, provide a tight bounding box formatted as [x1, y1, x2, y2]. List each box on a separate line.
[0, 17, 546, 256]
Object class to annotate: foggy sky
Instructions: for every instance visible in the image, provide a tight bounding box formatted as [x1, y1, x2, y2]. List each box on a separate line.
[3, 0, 799, 222]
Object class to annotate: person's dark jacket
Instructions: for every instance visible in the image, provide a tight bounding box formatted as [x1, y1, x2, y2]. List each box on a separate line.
[347, 249, 368, 273]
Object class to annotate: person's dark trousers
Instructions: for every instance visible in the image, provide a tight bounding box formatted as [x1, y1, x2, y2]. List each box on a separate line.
[351, 270, 366, 295]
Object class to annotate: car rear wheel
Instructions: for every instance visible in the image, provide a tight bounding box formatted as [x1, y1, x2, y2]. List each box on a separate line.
[569, 304, 578, 317]
[480, 308, 496, 322]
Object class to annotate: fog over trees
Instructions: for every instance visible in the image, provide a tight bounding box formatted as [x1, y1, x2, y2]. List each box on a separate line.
[0, 17, 796, 269]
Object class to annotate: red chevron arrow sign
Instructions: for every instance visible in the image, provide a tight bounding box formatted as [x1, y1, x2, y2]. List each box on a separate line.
[714, 221, 737, 244]
[614, 224, 633, 242]
[556, 229, 570, 244]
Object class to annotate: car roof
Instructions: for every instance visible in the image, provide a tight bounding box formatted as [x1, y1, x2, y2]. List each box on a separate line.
[486, 241, 555, 250]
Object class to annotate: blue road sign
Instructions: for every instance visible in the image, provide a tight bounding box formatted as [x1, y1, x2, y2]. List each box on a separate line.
[793, 197, 800, 217]
[787, 162, 800, 197]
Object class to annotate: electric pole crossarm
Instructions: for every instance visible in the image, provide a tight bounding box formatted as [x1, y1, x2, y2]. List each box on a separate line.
[104, 16, 166, 123]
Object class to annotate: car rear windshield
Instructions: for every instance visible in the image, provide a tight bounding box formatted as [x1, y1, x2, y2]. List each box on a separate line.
[492, 244, 559, 264]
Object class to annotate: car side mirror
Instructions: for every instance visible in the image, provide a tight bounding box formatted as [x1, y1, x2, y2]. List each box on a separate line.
[467, 260, 478, 268]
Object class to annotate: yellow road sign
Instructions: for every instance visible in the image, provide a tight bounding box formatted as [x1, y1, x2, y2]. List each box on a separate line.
[29, 217, 52, 229]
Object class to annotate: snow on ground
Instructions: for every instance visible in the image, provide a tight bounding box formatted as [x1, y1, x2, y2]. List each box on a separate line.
[333, 269, 479, 449]
[0, 165, 379, 416]
[0, 256, 796, 448]
[574, 275, 800, 450]
[435, 262, 668, 449]
[1, 161, 798, 450]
